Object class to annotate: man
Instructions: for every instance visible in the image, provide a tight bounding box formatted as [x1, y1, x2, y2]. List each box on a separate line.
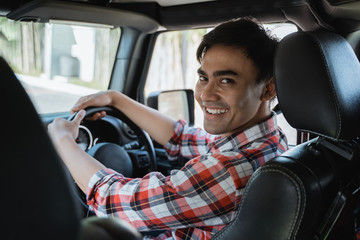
[48, 17, 288, 240]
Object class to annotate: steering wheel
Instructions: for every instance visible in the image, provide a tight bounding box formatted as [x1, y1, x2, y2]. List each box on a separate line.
[68, 106, 156, 214]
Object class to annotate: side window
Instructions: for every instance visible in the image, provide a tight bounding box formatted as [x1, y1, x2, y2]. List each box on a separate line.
[145, 29, 205, 95]
[145, 23, 298, 146]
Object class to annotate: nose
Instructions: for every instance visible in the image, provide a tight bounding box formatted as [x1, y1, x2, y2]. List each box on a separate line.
[198, 80, 219, 102]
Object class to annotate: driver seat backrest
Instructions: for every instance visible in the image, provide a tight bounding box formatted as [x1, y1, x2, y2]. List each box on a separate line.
[0, 57, 81, 239]
[0, 57, 142, 240]
[213, 31, 360, 240]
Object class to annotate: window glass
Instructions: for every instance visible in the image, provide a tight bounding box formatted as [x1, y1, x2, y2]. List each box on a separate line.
[0, 17, 121, 114]
[145, 23, 298, 146]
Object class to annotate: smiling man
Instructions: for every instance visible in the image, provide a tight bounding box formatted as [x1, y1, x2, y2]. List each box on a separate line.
[196, 45, 269, 136]
[48, 17, 288, 240]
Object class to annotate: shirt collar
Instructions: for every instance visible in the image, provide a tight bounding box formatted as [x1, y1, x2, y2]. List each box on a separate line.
[207, 112, 278, 153]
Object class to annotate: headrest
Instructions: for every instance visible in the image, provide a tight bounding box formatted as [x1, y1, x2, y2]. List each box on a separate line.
[275, 31, 360, 141]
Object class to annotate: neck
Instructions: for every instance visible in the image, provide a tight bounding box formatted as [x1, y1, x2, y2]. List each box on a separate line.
[221, 101, 272, 138]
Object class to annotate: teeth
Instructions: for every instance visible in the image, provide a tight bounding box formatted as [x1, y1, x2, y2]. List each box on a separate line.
[206, 108, 228, 114]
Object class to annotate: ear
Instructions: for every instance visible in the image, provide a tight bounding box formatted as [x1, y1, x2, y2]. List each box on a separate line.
[261, 78, 276, 101]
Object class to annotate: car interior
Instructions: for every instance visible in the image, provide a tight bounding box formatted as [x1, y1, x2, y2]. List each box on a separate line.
[1, 0, 360, 239]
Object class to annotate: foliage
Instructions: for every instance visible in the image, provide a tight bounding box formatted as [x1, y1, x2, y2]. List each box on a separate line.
[145, 28, 208, 97]
[0, 17, 120, 93]
[0, 18, 44, 75]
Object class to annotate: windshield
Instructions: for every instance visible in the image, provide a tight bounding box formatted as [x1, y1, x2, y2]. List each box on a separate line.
[0, 18, 121, 114]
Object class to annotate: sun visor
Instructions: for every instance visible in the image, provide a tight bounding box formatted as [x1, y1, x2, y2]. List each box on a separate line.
[7, 0, 160, 33]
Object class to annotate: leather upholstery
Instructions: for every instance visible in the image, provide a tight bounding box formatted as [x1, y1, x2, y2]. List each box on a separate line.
[213, 139, 341, 240]
[213, 31, 360, 239]
[81, 216, 142, 240]
[0, 57, 81, 239]
[275, 31, 360, 141]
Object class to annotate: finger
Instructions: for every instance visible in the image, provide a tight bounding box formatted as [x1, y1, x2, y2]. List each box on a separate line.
[70, 103, 85, 114]
[99, 111, 107, 118]
[47, 118, 64, 134]
[85, 111, 107, 121]
[86, 112, 101, 121]
[73, 109, 86, 125]
[70, 96, 91, 113]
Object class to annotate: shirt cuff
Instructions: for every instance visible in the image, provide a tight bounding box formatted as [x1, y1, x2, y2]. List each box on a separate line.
[163, 119, 187, 161]
[86, 168, 120, 205]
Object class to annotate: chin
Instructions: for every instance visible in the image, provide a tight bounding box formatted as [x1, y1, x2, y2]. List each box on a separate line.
[203, 124, 224, 135]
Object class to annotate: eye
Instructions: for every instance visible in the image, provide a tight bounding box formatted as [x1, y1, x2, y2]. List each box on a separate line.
[220, 78, 234, 84]
[198, 76, 208, 82]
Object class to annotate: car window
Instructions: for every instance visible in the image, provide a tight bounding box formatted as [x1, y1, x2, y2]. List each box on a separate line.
[0, 17, 121, 114]
[145, 23, 298, 145]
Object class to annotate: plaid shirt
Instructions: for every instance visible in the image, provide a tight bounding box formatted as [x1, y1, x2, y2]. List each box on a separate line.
[86, 113, 288, 239]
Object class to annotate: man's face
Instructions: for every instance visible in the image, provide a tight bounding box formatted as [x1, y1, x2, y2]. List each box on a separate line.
[195, 44, 269, 136]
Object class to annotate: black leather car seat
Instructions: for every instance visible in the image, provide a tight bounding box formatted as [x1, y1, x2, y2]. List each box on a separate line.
[0, 57, 141, 240]
[213, 31, 360, 240]
[0, 57, 81, 239]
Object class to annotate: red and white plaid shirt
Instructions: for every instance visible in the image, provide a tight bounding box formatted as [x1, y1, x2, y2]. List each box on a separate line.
[86, 113, 288, 239]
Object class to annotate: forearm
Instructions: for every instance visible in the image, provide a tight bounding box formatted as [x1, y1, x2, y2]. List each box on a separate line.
[110, 91, 176, 145]
[87, 159, 236, 229]
[56, 135, 105, 193]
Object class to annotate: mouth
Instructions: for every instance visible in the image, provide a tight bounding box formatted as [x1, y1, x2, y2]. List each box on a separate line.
[205, 107, 229, 115]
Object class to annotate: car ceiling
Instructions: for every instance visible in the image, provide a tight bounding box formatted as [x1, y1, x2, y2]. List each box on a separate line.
[1, 0, 360, 34]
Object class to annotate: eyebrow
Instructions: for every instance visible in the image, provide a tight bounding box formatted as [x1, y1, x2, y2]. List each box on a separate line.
[197, 68, 239, 77]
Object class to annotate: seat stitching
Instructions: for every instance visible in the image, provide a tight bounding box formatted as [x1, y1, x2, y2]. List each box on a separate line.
[309, 32, 342, 139]
[212, 165, 306, 239]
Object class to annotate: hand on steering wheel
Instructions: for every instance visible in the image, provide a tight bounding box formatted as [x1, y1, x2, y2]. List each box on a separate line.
[68, 106, 156, 216]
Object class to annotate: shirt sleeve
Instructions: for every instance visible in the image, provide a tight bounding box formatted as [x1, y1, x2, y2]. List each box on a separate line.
[163, 120, 219, 162]
[85, 152, 247, 232]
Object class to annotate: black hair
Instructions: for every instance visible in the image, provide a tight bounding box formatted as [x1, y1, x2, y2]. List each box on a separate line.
[196, 17, 279, 83]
